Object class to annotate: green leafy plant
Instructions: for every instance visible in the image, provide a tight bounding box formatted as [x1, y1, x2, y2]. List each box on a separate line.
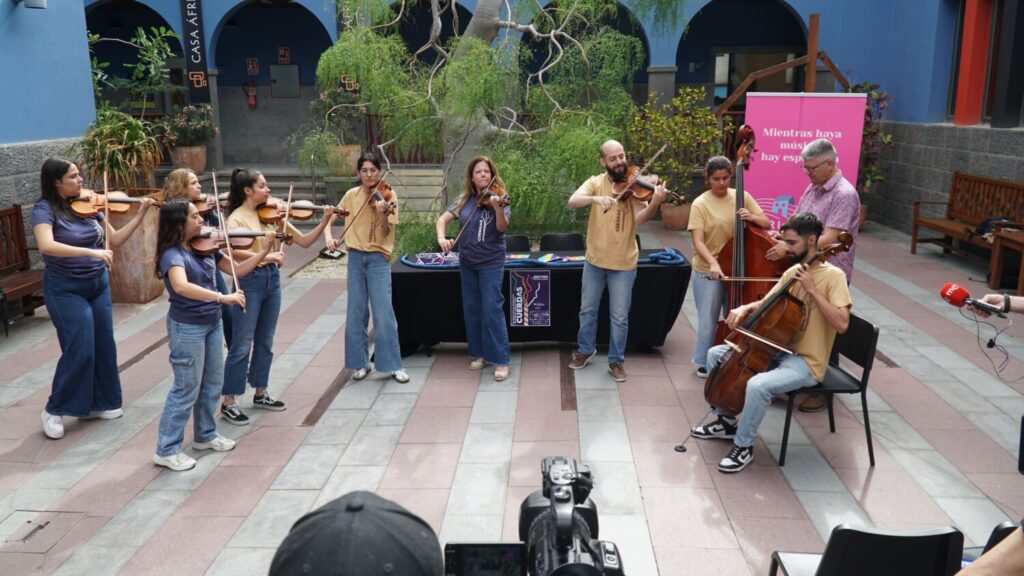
[298, 131, 341, 171]
[72, 105, 162, 192]
[88, 26, 182, 117]
[158, 104, 218, 147]
[394, 213, 442, 257]
[850, 81, 894, 196]
[628, 87, 731, 206]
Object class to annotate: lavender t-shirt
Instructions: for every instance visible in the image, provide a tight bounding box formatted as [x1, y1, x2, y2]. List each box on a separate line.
[30, 200, 106, 278]
[160, 246, 224, 325]
[448, 199, 511, 270]
[796, 171, 860, 282]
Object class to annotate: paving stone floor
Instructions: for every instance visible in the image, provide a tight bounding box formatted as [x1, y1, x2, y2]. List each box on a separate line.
[0, 221, 1022, 575]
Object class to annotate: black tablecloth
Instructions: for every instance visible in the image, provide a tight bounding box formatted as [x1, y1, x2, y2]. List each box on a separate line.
[392, 250, 691, 356]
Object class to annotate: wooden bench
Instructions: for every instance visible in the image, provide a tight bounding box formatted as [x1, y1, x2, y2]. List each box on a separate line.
[912, 172, 1024, 259]
[0, 204, 44, 336]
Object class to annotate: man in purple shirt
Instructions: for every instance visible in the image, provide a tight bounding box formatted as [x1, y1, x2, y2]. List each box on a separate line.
[766, 138, 860, 412]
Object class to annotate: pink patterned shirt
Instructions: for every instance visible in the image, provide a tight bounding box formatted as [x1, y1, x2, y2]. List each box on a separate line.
[796, 170, 860, 282]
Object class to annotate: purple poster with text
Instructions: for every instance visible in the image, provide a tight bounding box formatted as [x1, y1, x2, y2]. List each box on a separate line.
[509, 270, 550, 327]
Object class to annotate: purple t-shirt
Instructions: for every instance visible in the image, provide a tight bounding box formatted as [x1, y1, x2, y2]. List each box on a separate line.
[30, 200, 106, 278]
[160, 245, 224, 325]
[796, 171, 860, 282]
[448, 199, 511, 270]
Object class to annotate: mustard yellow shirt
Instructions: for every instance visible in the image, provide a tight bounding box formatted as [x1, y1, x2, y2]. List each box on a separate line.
[225, 204, 301, 256]
[687, 188, 765, 273]
[763, 261, 852, 381]
[579, 174, 639, 271]
[338, 185, 399, 260]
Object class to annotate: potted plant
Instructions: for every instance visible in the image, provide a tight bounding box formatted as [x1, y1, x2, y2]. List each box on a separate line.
[628, 87, 731, 231]
[160, 104, 218, 173]
[850, 81, 894, 228]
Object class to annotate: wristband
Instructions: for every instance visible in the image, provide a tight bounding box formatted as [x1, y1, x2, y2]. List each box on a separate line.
[1004, 294, 1012, 314]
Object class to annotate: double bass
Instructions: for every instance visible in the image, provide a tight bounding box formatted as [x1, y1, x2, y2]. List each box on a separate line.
[704, 233, 853, 416]
[713, 125, 790, 344]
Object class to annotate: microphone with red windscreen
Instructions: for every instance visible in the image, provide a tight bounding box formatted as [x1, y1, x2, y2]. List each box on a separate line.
[940, 282, 1005, 316]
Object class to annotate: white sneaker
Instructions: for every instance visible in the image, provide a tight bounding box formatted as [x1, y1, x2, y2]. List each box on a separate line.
[391, 369, 410, 383]
[352, 367, 372, 380]
[193, 435, 236, 452]
[80, 408, 123, 420]
[41, 410, 64, 439]
[153, 451, 196, 471]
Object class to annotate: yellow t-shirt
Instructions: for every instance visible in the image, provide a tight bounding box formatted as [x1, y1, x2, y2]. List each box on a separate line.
[762, 261, 852, 382]
[338, 185, 399, 260]
[579, 174, 639, 271]
[687, 188, 765, 273]
[225, 204, 301, 257]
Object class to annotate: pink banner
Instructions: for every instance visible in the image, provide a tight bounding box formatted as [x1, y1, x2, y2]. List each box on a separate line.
[742, 93, 866, 230]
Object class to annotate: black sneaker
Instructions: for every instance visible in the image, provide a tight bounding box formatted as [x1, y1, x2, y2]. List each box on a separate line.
[696, 367, 708, 378]
[221, 403, 251, 426]
[691, 415, 737, 440]
[718, 444, 754, 473]
[253, 393, 286, 411]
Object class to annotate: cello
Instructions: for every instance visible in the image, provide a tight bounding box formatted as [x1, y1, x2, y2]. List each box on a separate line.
[713, 125, 790, 344]
[704, 232, 853, 417]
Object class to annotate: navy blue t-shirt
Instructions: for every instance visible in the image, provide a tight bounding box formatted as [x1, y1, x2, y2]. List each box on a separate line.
[160, 245, 224, 325]
[30, 200, 106, 278]
[448, 199, 510, 270]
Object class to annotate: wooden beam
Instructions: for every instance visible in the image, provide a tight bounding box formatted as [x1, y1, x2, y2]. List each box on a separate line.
[818, 51, 851, 91]
[715, 56, 810, 116]
[805, 14, 820, 92]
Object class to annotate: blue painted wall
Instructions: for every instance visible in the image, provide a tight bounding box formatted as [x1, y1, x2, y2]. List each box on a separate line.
[0, 0, 95, 144]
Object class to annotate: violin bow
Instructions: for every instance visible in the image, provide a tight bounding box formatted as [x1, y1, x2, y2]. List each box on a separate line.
[604, 143, 668, 213]
[338, 168, 392, 244]
[281, 182, 295, 244]
[446, 173, 498, 255]
[102, 171, 111, 254]
[211, 171, 244, 313]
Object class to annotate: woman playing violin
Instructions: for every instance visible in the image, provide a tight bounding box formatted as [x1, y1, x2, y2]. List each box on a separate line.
[220, 168, 333, 425]
[690, 213, 851, 474]
[323, 151, 409, 384]
[435, 156, 512, 381]
[688, 156, 771, 379]
[152, 200, 274, 471]
[32, 158, 157, 440]
[162, 168, 234, 343]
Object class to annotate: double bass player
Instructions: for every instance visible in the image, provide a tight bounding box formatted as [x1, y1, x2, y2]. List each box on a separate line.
[691, 212, 852, 473]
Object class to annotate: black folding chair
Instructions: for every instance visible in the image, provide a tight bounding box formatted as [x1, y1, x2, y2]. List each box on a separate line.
[962, 520, 1019, 562]
[770, 524, 963, 576]
[539, 232, 584, 251]
[505, 234, 531, 252]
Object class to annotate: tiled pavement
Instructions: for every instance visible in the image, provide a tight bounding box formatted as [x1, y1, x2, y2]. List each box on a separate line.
[1, 221, 1022, 575]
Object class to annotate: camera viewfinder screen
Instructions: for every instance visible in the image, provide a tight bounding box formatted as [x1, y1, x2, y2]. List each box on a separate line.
[462, 544, 525, 575]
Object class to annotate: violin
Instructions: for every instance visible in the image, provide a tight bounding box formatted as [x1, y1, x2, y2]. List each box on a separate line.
[70, 190, 163, 218]
[193, 194, 214, 216]
[612, 166, 662, 203]
[477, 183, 510, 208]
[704, 233, 853, 417]
[369, 180, 397, 215]
[256, 199, 348, 223]
[189, 228, 289, 256]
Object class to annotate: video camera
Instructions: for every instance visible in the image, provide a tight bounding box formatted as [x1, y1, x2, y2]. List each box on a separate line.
[445, 456, 625, 576]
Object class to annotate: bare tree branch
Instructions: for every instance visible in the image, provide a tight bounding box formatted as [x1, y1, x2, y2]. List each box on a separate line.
[369, 0, 407, 31]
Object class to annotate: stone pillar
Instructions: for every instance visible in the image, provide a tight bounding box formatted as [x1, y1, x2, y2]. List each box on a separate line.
[647, 66, 678, 107]
[207, 68, 224, 171]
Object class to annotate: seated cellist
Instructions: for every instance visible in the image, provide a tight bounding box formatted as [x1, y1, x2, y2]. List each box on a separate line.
[691, 212, 852, 473]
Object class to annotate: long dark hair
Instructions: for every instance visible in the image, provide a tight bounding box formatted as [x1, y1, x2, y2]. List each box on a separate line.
[40, 157, 77, 221]
[356, 151, 382, 191]
[155, 199, 191, 279]
[227, 168, 262, 214]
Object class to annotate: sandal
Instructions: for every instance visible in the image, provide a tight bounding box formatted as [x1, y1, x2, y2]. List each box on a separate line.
[469, 358, 485, 370]
[494, 365, 510, 381]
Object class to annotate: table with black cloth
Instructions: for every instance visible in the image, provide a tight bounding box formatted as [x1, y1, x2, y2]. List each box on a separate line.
[392, 250, 691, 356]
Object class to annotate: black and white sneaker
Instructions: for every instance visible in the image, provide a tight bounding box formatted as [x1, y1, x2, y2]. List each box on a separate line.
[253, 393, 286, 411]
[690, 415, 737, 440]
[696, 367, 708, 378]
[220, 403, 251, 425]
[718, 444, 754, 473]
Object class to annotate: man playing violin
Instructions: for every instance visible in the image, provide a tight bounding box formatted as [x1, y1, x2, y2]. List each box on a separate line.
[566, 139, 669, 383]
[692, 212, 851, 473]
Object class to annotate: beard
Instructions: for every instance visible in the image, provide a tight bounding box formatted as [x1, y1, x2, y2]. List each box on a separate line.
[605, 163, 627, 182]
[787, 248, 809, 265]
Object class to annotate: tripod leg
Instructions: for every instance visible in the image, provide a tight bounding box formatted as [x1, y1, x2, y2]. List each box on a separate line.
[674, 408, 715, 453]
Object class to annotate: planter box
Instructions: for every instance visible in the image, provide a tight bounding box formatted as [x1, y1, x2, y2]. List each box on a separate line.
[108, 189, 163, 304]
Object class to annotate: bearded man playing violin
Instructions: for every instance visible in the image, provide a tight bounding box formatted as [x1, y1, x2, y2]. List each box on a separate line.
[566, 139, 669, 383]
[692, 212, 852, 473]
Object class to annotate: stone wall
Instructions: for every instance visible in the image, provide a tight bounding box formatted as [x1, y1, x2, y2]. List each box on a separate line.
[872, 123, 1024, 233]
[218, 86, 317, 165]
[0, 138, 82, 266]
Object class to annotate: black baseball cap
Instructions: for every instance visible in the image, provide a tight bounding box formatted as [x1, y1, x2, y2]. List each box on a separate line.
[269, 491, 443, 576]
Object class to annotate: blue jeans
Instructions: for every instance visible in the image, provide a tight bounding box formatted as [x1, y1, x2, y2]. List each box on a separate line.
[43, 269, 120, 417]
[157, 318, 224, 456]
[707, 344, 815, 447]
[346, 249, 401, 372]
[215, 271, 232, 345]
[223, 266, 281, 396]
[577, 263, 636, 365]
[460, 264, 510, 365]
[691, 273, 727, 368]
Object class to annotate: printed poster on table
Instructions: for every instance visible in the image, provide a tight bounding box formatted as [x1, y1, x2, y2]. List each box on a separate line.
[743, 93, 866, 230]
[509, 270, 550, 327]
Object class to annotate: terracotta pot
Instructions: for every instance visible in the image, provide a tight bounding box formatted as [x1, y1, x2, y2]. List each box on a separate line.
[170, 145, 207, 173]
[859, 203, 868, 230]
[108, 189, 164, 304]
[328, 144, 362, 176]
[660, 202, 691, 231]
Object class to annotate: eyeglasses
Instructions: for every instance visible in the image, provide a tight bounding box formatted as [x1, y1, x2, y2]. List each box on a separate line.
[803, 159, 830, 174]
